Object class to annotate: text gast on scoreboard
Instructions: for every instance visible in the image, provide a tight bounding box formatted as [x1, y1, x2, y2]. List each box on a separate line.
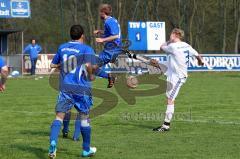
[0, 0, 30, 18]
[128, 22, 166, 51]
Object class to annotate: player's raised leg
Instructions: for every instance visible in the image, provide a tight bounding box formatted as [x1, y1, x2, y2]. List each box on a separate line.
[95, 51, 118, 88]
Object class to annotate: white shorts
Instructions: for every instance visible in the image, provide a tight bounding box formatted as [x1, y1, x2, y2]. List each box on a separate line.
[166, 75, 186, 100]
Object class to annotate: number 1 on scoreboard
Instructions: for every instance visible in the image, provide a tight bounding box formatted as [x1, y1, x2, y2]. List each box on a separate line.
[136, 32, 141, 41]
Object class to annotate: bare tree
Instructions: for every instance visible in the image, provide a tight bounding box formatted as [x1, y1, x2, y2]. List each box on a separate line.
[194, 1, 206, 52]
[234, 0, 240, 53]
[219, 0, 227, 53]
[96, 0, 103, 52]
[235, 17, 240, 53]
[189, 0, 197, 45]
[85, 0, 96, 48]
[72, 0, 78, 24]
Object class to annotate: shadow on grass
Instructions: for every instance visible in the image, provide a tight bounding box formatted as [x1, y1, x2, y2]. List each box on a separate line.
[13, 144, 75, 159]
[19, 130, 49, 137]
[225, 74, 240, 78]
[118, 120, 158, 129]
[13, 144, 47, 159]
[19, 129, 80, 142]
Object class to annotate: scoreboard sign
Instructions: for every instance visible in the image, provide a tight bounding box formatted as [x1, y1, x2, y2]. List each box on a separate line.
[0, 0, 30, 18]
[11, 0, 31, 18]
[128, 21, 166, 51]
[0, 0, 11, 18]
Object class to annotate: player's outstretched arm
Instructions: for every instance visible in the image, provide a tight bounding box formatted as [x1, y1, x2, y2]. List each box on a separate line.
[189, 46, 204, 66]
[96, 35, 119, 43]
[196, 55, 204, 66]
[160, 41, 172, 52]
[93, 30, 104, 35]
[0, 66, 8, 92]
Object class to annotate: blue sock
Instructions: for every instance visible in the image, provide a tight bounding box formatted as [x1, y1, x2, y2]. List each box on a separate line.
[62, 112, 71, 133]
[50, 120, 62, 144]
[95, 68, 108, 79]
[73, 119, 81, 140]
[81, 126, 91, 151]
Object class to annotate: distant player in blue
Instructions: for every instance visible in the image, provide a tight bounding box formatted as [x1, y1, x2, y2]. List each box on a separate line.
[24, 39, 42, 75]
[0, 57, 8, 92]
[94, 3, 122, 88]
[48, 25, 97, 158]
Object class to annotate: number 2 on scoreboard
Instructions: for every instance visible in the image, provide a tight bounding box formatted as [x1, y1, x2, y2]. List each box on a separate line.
[136, 32, 141, 41]
[155, 34, 158, 40]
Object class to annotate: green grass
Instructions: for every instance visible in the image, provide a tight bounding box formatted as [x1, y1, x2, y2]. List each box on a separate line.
[0, 72, 240, 159]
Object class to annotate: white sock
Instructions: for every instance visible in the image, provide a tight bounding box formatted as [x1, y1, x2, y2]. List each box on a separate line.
[164, 104, 175, 124]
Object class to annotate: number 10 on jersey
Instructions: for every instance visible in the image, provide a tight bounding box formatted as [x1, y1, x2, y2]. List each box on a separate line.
[128, 21, 166, 51]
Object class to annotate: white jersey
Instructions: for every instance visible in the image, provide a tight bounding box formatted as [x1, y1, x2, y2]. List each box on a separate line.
[161, 41, 198, 78]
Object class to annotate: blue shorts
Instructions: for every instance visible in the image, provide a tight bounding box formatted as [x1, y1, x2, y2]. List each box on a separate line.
[98, 49, 122, 66]
[55, 92, 93, 114]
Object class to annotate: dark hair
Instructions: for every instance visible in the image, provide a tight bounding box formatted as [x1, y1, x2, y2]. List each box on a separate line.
[70, 25, 84, 40]
[99, 4, 112, 15]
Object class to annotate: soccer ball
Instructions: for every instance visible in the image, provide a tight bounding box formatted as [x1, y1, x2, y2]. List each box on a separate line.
[11, 70, 20, 78]
[126, 75, 138, 89]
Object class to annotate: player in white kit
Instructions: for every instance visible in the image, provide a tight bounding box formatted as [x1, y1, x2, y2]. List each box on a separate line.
[153, 28, 204, 132]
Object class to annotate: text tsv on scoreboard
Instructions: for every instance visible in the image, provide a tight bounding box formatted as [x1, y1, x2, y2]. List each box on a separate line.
[128, 22, 166, 50]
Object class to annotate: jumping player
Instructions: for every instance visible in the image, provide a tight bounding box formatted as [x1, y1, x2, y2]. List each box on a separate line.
[48, 25, 97, 158]
[153, 28, 204, 132]
[94, 3, 122, 88]
[0, 56, 8, 92]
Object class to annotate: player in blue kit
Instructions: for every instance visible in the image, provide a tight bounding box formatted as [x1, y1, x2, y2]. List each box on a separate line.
[94, 3, 122, 88]
[0, 57, 8, 92]
[48, 25, 97, 158]
[61, 4, 122, 141]
[24, 39, 42, 75]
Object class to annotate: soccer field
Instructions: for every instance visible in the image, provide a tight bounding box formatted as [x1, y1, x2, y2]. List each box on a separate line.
[0, 72, 239, 159]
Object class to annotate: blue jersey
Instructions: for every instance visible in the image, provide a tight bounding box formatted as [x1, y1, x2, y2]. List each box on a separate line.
[24, 44, 42, 59]
[103, 16, 121, 49]
[0, 56, 5, 70]
[52, 41, 95, 97]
